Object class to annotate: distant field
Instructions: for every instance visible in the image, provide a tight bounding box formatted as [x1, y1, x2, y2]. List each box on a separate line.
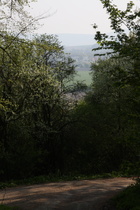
[73, 71, 92, 86]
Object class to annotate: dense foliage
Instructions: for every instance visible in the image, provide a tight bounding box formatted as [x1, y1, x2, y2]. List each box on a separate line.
[92, 0, 140, 174]
[0, 0, 140, 182]
[0, 0, 77, 180]
[112, 181, 140, 210]
[63, 0, 140, 175]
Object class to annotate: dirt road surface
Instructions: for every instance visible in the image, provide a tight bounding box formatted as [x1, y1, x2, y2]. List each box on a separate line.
[0, 177, 135, 210]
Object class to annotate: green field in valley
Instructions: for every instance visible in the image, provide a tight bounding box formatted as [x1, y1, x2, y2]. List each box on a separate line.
[73, 70, 92, 86]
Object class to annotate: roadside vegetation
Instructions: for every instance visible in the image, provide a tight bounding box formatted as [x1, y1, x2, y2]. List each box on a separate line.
[0, 172, 122, 189]
[112, 180, 140, 210]
[0, 205, 19, 210]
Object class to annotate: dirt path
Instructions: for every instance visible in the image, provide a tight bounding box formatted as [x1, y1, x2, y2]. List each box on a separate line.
[0, 177, 135, 210]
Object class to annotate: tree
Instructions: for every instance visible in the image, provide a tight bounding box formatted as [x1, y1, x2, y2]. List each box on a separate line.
[0, 31, 77, 178]
[0, 0, 42, 179]
[63, 57, 139, 175]
[93, 0, 140, 127]
[93, 0, 140, 87]
[0, 0, 77, 179]
[91, 57, 139, 137]
[33, 34, 76, 89]
[0, 0, 38, 34]
[91, 0, 140, 174]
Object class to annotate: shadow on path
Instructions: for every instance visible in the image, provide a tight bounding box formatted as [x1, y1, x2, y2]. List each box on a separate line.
[0, 177, 135, 210]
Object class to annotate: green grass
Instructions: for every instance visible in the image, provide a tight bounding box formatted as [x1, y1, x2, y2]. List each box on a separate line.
[111, 182, 140, 210]
[0, 205, 20, 210]
[75, 71, 92, 86]
[68, 70, 92, 86]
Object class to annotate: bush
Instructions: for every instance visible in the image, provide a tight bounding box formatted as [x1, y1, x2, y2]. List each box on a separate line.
[112, 183, 140, 210]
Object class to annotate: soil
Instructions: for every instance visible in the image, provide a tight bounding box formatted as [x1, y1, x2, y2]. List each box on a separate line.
[0, 177, 135, 210]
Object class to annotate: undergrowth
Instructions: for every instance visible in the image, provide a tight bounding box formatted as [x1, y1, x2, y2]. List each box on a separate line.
[112, 180, 140, 210]
[0, 172, 122, 189]
[0, 205, 20, 210]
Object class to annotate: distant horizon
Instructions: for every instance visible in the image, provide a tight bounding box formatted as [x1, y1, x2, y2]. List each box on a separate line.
[28, 31, 117, 47]
[52, 33, 97, 47]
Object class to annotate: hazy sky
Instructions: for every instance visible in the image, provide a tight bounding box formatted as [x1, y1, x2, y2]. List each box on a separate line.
[28, 0, 140, 35]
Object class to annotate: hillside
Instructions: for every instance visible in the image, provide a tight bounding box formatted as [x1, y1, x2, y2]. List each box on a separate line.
[56, 33, 113, 71]
[64, 44, 104, 71]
